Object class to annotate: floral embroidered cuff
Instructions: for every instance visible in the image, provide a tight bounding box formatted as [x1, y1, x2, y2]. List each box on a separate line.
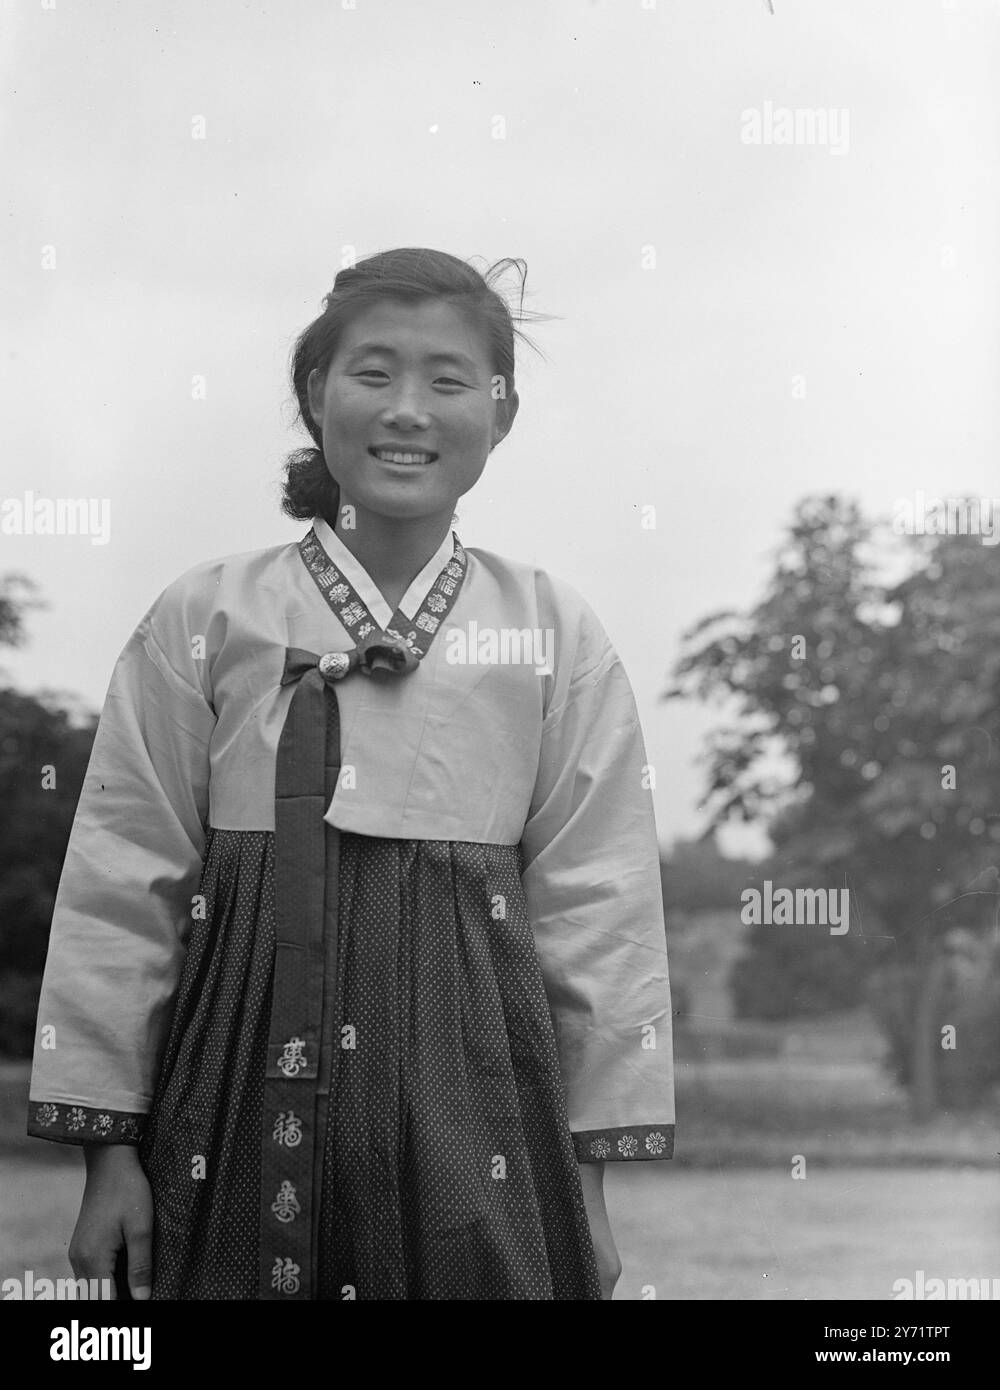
[27, 1100, 145, 1146]
[573, 1123, 674, 1162]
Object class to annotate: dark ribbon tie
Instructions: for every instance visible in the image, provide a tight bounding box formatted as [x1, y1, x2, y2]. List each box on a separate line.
[258, 642, 420, 1300]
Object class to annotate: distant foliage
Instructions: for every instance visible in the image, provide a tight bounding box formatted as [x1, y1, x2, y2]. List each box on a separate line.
[668, 496, 1000, 1113]
[729, 927, 874, 1020]
[659, 837, 757, 914]
[0, 680, 96, 1057]
[867, 933, 1000, 1110]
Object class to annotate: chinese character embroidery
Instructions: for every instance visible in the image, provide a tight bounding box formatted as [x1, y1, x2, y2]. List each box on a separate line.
[271, 1257, 301, 1295]
[277, 1037, 307, 1077]
[415, 613, 439, 634]
[271, 1180, 301, 1224]
[340, 602, 365, 629]
[272, 1111, 303, 1147]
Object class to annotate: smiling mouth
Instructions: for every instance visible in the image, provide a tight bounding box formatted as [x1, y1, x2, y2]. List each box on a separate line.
[369, 447, 439, 465]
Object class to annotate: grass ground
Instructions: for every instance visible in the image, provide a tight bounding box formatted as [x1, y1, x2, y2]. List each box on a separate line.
[4, 1151, 996, 1301]
[674, 1009, 997, 1167]
[675, 1058, 995, 1166]
[607, 1164, 1000, 1300]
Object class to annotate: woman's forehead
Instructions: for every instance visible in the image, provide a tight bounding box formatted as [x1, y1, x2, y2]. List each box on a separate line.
[335, 298, 492, 363]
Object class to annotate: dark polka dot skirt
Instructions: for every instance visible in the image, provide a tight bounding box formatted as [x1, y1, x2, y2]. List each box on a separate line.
[139, 829, 602, 1300]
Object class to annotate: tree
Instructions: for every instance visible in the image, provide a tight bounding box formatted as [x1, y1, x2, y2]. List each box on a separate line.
[659, 837, 757, 915]
[0, 576, 97, 1056]
[0, 573, 44, 655]
[667, 495, 1000, 1118]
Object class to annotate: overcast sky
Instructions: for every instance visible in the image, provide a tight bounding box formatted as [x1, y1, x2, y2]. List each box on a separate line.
[2, 0, 997, 856]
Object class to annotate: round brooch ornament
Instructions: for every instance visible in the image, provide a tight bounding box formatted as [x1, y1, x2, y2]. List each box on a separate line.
[318, 651, 351, 682]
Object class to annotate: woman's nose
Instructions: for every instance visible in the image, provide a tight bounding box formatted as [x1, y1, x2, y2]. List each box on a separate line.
[381, 383, 431, 426]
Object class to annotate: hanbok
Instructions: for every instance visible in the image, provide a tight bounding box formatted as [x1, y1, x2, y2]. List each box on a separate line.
[28, 518, 675, 1300]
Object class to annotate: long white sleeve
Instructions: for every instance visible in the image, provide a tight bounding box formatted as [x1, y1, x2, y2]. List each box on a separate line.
[28, 606, 215, 1144]
[521, 615, 675, 1163]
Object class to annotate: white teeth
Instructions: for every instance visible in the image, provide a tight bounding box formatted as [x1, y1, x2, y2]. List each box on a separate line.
[373, 449, 434, 464]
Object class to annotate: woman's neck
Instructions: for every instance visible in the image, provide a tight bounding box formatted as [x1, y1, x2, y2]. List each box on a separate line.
[333, 499, 453, 612]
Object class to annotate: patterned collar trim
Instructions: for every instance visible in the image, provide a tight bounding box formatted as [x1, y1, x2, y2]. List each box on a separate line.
[299, 524, 468, 663]
[311, 516, 458, 628]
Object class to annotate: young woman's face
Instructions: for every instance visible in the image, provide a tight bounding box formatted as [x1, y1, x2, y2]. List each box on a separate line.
[307, 299, 519, 524]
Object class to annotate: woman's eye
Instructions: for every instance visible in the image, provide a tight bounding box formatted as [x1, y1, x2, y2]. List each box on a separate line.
[352, 370, 467, 388]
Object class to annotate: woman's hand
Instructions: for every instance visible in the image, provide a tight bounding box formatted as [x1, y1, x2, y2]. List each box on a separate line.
[69, 1144, 154, 1300]
[578, 1161, 622, 1300]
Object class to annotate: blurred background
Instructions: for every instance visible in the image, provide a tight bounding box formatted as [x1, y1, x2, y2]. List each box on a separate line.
[2, 0, 998, 1299]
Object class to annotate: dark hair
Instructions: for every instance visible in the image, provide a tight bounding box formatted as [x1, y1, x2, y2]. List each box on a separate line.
[279, 248, 549, 527]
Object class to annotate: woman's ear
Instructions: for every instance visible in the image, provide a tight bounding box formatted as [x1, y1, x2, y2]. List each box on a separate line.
[492, 388, 520, 449]
[306, 367, 326, 429]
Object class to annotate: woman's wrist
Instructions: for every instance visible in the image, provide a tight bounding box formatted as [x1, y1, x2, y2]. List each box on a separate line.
[578, 1160, 609, 1221]
[82, 1143, 143, 1173]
